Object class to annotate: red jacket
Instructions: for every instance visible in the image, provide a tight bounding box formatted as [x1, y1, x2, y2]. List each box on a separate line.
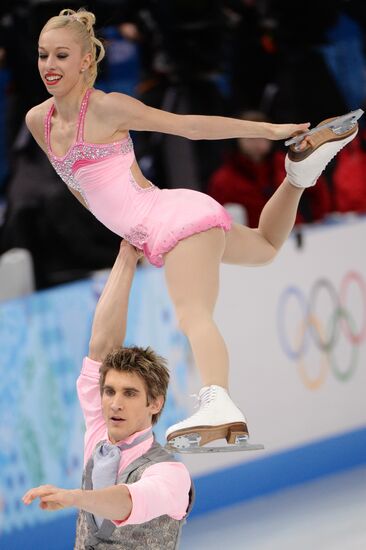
[207, 150, 331, 227]
[331, 135, 366, 214]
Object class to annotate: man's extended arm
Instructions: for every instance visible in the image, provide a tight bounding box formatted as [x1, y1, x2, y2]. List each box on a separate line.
[23, 484, 132, 520]
[88, 241, 141, 362]
[22, 461, 191, 523]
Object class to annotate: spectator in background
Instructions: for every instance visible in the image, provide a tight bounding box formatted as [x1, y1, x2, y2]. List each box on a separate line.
[208, 110, 284, 227]
[208, 111, 332, 227]
[328, 129, 366, 215]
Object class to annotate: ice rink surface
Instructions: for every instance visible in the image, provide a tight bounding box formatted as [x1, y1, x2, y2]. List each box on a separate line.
[181, 465, 366, 550]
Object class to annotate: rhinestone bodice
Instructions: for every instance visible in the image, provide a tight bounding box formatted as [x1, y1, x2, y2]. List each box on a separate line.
[48, 138, 134, 202]
[45, 88, 134, 205]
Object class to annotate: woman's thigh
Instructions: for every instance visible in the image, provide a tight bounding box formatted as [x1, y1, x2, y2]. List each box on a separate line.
[222, 223, 276, 266]
[164, 227, 226, 313]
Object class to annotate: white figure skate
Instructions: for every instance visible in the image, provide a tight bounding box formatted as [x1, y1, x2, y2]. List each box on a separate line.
[284, 109, 363, 189]
[165, 385, 264, 454]
[285, 109, 363, 151]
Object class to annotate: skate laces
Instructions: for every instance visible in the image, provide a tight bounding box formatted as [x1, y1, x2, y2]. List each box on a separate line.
[189, 392, 200, 411]
[189, 386, 218, 412]
[198, 386, 217, 409]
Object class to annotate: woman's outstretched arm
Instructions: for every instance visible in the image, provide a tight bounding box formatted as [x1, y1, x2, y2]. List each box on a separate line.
[102, 91, 310, 142]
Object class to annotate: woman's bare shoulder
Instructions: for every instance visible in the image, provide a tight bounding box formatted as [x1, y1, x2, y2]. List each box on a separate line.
[88, 89, 138, 132]
[89, 88, 132, 113]
[25, 98, 53, 131]
[25, 98, 53, 151]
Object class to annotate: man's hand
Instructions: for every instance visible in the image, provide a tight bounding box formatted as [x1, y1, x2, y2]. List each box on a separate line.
[119, 240, 144, 264]
[22, 485, 79, 511]
[23, 483, 132, 520]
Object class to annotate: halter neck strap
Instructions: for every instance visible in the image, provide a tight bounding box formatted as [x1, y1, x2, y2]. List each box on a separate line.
[76, 88, 93, 143]
[44, 103, 53, 153]
[44, 88, 93, 154]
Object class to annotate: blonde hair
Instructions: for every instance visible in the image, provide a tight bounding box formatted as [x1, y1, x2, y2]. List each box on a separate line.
[40, 8, 105, 87]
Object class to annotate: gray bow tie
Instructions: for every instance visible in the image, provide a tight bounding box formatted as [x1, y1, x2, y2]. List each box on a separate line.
[91, 428, 153, 528]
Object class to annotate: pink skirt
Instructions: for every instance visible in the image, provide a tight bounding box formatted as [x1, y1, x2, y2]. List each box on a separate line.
[128, 187, 232, 267]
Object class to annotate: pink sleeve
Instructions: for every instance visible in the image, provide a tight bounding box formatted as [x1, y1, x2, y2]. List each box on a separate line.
[112, 462, 191, 526]
[76, 357, 106, 463]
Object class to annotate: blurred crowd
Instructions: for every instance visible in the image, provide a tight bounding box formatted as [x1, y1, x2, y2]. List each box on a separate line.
[0, 0, 366, 291]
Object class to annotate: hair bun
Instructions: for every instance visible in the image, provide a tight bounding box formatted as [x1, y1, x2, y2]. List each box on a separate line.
[59, 8, 96, 32]
[77, 11, 96, 32]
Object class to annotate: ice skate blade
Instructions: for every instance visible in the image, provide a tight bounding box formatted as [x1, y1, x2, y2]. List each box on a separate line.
[165, 432, 264, 453]
[165, 442, 264, 454]
[166, 422, 249, 447]
[285, 109, 364, 147]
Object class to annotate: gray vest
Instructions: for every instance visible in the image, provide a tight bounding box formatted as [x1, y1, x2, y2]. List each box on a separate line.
[74, 440, 194, 550]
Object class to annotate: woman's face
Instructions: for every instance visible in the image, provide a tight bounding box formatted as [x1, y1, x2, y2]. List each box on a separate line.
[38, 27, 90, 95]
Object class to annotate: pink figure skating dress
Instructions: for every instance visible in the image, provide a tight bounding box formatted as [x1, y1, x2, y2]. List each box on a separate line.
[45, 88, 232, 267]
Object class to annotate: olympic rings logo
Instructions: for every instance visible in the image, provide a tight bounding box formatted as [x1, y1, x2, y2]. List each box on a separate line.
[277, 271, 366, 389]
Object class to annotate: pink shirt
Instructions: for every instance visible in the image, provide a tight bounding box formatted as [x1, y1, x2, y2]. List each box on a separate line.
[76, 357, 191, 525]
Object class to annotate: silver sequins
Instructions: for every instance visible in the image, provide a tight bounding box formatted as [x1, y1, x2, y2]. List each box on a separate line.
[48, 138, 134, 207]
[124, 224, 149, 248]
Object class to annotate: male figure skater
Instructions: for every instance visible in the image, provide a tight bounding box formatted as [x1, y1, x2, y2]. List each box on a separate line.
[23, 241, 192, 549]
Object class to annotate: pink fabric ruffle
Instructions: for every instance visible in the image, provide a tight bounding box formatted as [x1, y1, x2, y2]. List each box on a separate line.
[144, 209, 232, 267]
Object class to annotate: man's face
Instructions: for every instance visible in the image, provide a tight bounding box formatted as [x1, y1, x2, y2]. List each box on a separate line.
[101, 369, 163, 444]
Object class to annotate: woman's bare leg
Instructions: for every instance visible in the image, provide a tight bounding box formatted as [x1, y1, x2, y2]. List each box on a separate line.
[223, 177, 304, 265]
[164, 227, 228, 388]
[223, 120, 360, 266]
[163, 179, 303, 384]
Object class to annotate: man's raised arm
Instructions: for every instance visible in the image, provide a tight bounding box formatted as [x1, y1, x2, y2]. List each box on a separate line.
[88, 241, 141, 362]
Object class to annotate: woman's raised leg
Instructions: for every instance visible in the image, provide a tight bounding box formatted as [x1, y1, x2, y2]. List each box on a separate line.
[223, 177, 303, 266]
[223, 122, 359, 266]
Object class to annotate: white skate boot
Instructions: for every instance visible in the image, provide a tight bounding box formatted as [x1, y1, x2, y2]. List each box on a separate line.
[285, 109, 363, 188]
[165, 385, 264, 453]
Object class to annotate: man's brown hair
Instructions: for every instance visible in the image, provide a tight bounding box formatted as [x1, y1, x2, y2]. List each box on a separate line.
[99, 346, 170, 424]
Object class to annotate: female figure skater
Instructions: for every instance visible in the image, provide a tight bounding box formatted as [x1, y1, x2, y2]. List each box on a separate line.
[26, 9, 358, 449]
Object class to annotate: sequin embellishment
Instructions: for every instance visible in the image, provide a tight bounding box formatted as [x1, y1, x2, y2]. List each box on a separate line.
[124, 224, 150, 248]
[45, 88, 134, 207]
[128, 171, 156, 193]
[49, 139, 134, 207]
